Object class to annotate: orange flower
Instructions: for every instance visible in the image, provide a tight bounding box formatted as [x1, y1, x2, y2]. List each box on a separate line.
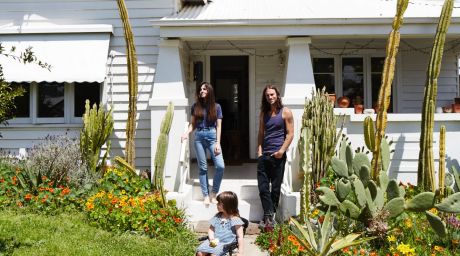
[370, 252, 377, 256]
[292, 240, 300, 247]
[11, 176, 17, 185]
[0, 178, 5, 183]
[41, 195, 49, 203]
[342, 247, 350, 253]
[24, 193, 33, 201]
[61, 188, 71, 196]
[173, 217, 182, 223]
[111, 198, 118, 205]
[288, 235, 297, 242]
[48, 188, 55, 193]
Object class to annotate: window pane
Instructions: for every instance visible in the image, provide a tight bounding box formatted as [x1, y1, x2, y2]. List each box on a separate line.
[314, 74, 335, 94]
[38, 82, 64, 118]
[371, 57, 385, 72]
[371, 57, 393, 112]
[342, 58, 364, 106]
[11, 83, 30, 118]
[313, 58, 334, 73]
[74, 82, 101, 117]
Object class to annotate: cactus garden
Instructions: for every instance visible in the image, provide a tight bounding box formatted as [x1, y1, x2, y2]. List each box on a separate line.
[256, 0, 460, 255]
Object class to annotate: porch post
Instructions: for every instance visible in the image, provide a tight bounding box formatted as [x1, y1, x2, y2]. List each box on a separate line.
[279, 37, 315, 220]
[150, 38, 188, 192]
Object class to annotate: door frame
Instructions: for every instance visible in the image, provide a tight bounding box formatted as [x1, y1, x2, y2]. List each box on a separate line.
[192, 49, 256, 159]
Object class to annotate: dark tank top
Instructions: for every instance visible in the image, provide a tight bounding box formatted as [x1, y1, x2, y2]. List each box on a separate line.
[263, 108, 286, 154]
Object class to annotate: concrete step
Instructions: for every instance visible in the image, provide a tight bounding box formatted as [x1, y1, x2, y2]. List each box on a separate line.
[191, 178, 260, 200]
[185, 198, 263, 222]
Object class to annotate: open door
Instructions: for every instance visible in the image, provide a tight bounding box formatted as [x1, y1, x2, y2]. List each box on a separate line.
[210, 56, 249, 164]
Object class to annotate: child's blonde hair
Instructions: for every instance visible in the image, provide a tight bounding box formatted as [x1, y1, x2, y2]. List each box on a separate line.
[217, 191, 239, 216]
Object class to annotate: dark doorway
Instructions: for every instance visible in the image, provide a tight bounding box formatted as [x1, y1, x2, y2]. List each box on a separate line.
[210, 56, 249, 164]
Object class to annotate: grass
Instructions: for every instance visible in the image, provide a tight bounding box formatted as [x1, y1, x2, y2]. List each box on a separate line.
[0, 210, 198, 256]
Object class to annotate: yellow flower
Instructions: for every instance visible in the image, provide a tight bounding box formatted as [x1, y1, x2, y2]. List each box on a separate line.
[397, 243, 415, 255]
[121, 190, 126, 195]
[387, 235, 397, 243]
[311, 209, 320, 217]
[433, 245, 444, 252]
[429, 208, 438, 215]
[404, 218, 413, 228]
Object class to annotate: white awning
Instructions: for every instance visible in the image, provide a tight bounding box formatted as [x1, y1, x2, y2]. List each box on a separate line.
[0, 32, 111, 83]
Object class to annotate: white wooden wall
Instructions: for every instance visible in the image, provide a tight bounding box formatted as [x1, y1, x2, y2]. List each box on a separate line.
[0, 0, 175, 170]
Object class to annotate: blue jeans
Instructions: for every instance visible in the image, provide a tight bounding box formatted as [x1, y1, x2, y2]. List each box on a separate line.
[257, 153, 286, 218]
[194, 128, 225, 197]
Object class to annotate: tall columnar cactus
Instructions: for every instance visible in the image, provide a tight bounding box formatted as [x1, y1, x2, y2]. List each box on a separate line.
[439, 125, 446, 198]
[418, 0, 453, 192]
[153, 102, 174, 206]
[364, 117, 392, 177]
[298, 126, 311, 223]
[372, 0, 409, 180]
[301, 88, 343, 187]
[117, 0, 138, 168]
[80, 100, 114, 173]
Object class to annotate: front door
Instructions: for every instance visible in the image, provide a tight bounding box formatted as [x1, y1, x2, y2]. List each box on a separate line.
[211, 56, 249, 164]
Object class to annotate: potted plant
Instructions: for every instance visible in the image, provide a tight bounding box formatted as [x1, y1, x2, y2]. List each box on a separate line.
[353, 96, 364, 114]
[337, 96, 350, 108]
[326, 93, 336, 106]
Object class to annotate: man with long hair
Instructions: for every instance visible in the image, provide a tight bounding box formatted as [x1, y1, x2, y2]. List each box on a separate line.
[257, 84, 294, 230]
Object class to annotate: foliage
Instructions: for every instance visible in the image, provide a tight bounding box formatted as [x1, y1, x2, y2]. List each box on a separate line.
[23, 135, 93, 188]
[0, 43, 50, 128]
[116, 0, 138, 168]
[80, 100, 114, 173]
[0, 210, 197, 256]
[85, 166, 188, 238]
[0, 160, 85, 213]
[418, 0, 454, 192]
[255, 224, 308, 255]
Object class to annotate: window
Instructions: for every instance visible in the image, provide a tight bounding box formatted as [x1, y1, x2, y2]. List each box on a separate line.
[312, 56, 394, 112]
[10, 82, 101, 124]
[313, 58, 335, 94]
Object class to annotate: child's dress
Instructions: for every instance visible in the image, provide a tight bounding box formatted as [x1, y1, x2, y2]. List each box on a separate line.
[196, 214, 244, 256]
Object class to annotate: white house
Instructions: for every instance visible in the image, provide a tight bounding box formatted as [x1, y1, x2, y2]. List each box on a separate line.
[1, 0, 460, 222]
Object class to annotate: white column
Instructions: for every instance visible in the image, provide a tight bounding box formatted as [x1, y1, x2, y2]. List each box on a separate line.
[284, 37, 315, 100]
[150, 39, 188, 192]
[152, 39, 186, 98]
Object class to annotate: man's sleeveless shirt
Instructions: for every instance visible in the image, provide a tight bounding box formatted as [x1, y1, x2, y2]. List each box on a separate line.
[263, 108, 286, 154]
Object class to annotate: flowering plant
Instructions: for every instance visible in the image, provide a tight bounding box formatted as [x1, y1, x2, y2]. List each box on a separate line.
[85, 166, 187, 238]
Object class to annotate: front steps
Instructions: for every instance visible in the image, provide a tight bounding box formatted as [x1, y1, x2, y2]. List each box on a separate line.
[177, 162, 264, 222]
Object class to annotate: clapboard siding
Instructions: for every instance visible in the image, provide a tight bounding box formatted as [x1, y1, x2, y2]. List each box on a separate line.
[0, 0, 174, 170]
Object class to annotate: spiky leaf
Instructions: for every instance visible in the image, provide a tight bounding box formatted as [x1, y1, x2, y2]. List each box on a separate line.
[384, 197, 405, 218]
[435, 192, 460, 213]
[331, 157, 349, 178]
[316, 187, 341, 206]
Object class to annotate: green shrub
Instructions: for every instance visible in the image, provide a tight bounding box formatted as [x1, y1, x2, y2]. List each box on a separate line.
[85, 166, 188, 238]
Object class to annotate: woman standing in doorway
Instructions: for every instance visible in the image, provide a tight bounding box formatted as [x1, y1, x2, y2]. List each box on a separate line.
[182, 82, 225, 205]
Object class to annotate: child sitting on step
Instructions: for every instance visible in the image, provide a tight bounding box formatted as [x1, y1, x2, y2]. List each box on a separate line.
[196, 191, 244, 256]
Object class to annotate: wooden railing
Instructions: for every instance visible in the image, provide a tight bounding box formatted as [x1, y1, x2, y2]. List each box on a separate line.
[177, 122, 190, 193]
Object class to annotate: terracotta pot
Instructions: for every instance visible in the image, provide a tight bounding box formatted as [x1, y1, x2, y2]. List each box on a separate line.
[443, 105, 453, 113]
[354, 104, 364, 114]
[327, 94, 336, 106]
[337, 96, 350, 108]
[455, 97, 460, 104]
[453, 103, 460, 113]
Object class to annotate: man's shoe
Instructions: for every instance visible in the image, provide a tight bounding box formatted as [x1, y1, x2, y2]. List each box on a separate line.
[210, 192, 218, 204]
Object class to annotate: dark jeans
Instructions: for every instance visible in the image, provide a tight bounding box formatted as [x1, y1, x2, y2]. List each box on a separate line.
[257, 153, 286, 218]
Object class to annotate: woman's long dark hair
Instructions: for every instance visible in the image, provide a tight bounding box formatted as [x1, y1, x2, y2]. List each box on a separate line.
[194, 82, 217, 122]
[260, 84, 283, 114]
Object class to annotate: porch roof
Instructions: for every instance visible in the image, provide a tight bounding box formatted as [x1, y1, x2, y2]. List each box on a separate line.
[153, 0, 460, 38]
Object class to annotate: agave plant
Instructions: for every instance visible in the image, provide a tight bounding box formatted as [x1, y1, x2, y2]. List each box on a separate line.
[288, 208, 374, 256]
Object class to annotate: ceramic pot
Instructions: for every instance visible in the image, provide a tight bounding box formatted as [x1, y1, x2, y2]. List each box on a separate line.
[337, 96, 350, 108]
[443, 106, 453, 113]
[327, 94, 336, 106]
[354, 104, 364, 114]
[453, 103, 460, 113]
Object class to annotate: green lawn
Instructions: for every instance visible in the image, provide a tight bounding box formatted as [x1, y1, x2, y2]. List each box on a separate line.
[0, 210, 197, 256]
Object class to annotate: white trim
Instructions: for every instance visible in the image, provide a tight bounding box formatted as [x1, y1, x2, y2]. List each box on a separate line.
[0, 24, 113, 35]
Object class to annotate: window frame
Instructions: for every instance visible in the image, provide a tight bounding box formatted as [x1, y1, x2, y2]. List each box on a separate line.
[312, 53, 398, 111]
[8, 82, 102, 125]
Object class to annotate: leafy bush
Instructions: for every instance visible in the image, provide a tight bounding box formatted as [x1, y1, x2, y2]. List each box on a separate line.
[85, 166, 188, 238]
[24, 135, 93, 188]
